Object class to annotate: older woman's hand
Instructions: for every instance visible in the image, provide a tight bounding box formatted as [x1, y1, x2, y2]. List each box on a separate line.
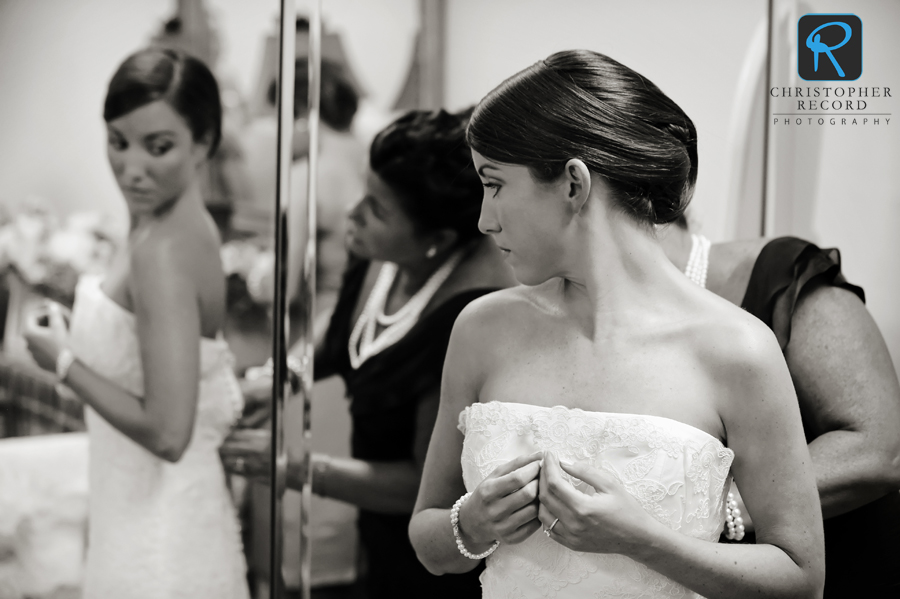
[220, 428, 275, 480]
[237, 375, 272, 428]
[537, 451, 659, 555]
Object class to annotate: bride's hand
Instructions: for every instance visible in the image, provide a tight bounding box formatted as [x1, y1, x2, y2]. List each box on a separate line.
[457, 451, 543, 547]
[538, 451, 658, 555]
[23, 301, 71, 372]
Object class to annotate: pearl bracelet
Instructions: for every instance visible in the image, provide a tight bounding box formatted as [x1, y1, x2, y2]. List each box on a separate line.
[724, 491, 745, 541]
[450, 492, 499, 560]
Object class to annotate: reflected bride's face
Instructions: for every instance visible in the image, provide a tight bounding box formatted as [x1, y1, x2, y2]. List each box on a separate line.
[106, 100, 207, 217]
[472, 150, 569, 286]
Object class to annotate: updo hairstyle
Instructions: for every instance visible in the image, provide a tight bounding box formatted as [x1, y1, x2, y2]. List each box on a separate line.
[104, 47, 223, 157]
[370, 108, 484, 245]
[467, 50, 697, 226]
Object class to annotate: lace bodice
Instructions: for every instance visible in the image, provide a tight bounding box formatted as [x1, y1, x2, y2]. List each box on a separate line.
[459, 401, 735, 599]
[68, 275, 249, 599]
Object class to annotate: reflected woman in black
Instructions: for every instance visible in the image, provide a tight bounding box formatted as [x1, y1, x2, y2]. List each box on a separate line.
[221, 108, 516, 598]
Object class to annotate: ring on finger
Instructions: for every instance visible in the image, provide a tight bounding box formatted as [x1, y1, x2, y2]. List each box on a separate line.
[544, 517, 560, 537]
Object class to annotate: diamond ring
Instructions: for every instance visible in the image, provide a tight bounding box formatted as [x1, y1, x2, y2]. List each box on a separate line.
[544, 517, 559, 537]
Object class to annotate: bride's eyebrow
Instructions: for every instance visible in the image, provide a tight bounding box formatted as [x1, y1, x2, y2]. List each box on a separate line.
[477, 164, 503, 178]
[143, 131, 178, 141]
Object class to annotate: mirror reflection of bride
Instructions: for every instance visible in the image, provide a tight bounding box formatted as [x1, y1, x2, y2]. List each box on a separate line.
[23, 48, 250, 599]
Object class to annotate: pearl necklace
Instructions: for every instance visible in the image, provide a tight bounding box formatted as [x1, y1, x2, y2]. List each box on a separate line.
[684, 233, 710, 289]
[348, 251, 464, 369]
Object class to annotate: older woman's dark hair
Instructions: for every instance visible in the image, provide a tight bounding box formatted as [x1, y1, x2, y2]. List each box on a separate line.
[267, 59, 359, 131]
[371, 108, 483, 244]
[467, 49, 698, 226]
[104, 47, 222, 157]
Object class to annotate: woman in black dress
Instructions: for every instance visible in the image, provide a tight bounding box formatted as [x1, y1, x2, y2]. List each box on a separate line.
[221, 108, 516, 598]
[662, 225, 900, 597]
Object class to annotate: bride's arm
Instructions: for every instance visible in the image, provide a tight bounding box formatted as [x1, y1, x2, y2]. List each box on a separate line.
[27, 237, 202, 463]
[537, 319, 825, 599]
[409, 301, 543, 575]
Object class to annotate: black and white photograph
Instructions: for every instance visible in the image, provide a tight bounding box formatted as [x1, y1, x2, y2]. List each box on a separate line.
[0, 1, 897, 598]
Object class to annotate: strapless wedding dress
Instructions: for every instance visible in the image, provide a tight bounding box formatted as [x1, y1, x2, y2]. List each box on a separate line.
[459, 401, 735, 599]
[68, 276, 250, 599]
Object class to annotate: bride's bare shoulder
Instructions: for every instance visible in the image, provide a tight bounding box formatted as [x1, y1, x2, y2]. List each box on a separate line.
[457, 283, 549, 326]
[688, 297, 790, 396]
[447, 285, 550, 352]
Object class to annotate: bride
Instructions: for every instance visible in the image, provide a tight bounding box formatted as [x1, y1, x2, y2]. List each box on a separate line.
[23, 48, 249, 598]
[409, 50, 825, 598]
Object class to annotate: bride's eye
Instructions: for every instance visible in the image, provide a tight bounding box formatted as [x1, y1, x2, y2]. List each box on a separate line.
[482, 182, 501, 198]
[147, 140, 174, 157]
[108, 135, 126, 151]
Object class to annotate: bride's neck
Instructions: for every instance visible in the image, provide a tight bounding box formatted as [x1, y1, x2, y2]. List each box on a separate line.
[131, 179, 204, 232]
[559, 214, 682, 333]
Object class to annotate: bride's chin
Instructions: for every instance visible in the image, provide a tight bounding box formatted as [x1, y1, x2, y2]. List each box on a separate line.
[510, 265, 549, 287]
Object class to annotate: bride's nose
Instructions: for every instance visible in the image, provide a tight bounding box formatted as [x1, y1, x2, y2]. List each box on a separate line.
[478, 201, 501, 235]
[112, 149, 148, 184]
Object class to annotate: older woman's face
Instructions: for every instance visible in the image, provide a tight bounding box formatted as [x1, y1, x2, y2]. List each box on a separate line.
[345, 170, 429, 264]
[106, 100, 206, 217]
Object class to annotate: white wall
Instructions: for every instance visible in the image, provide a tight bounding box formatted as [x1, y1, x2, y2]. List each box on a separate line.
[767, 0, 900, 371]
[445, 0, 768, 243]
[0, 0, 173, 231]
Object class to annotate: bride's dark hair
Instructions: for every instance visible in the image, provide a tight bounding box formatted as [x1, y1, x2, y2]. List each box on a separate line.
[467, 49, 697, 226]
[104, 47, 222, 157]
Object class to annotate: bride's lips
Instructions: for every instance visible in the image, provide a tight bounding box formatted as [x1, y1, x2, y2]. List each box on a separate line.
[125, 187, 155, 200]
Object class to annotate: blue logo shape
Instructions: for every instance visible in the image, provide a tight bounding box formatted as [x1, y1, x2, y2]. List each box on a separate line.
[806, 22, 852, 77]
[798, 15, 862, 81]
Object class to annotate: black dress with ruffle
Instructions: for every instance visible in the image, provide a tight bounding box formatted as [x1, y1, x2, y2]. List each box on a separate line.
[317, 257, 493, 599]
[740, 236, 900, 597]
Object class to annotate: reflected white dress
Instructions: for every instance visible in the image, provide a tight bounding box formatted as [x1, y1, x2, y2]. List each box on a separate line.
[459, 401, 735, 599]
[69, 276, 250, 599]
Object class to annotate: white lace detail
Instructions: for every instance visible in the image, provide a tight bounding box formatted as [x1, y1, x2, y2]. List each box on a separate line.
[459, 401, 735, 599]
[68, 276, 249, 599]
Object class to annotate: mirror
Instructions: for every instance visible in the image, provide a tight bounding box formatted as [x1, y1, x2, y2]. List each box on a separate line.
[0, 0, 432, 595]
[2, 1, 897, 598]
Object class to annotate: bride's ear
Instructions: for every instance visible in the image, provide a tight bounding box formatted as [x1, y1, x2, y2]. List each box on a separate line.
[562, 159, 591, 215]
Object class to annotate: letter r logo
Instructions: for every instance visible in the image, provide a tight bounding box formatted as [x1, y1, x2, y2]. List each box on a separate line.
[798, 14, 862, 81]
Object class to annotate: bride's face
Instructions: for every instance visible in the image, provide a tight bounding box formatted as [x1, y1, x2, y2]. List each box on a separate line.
[472, 150, 570, 286]
[106, 100, 208, 217]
